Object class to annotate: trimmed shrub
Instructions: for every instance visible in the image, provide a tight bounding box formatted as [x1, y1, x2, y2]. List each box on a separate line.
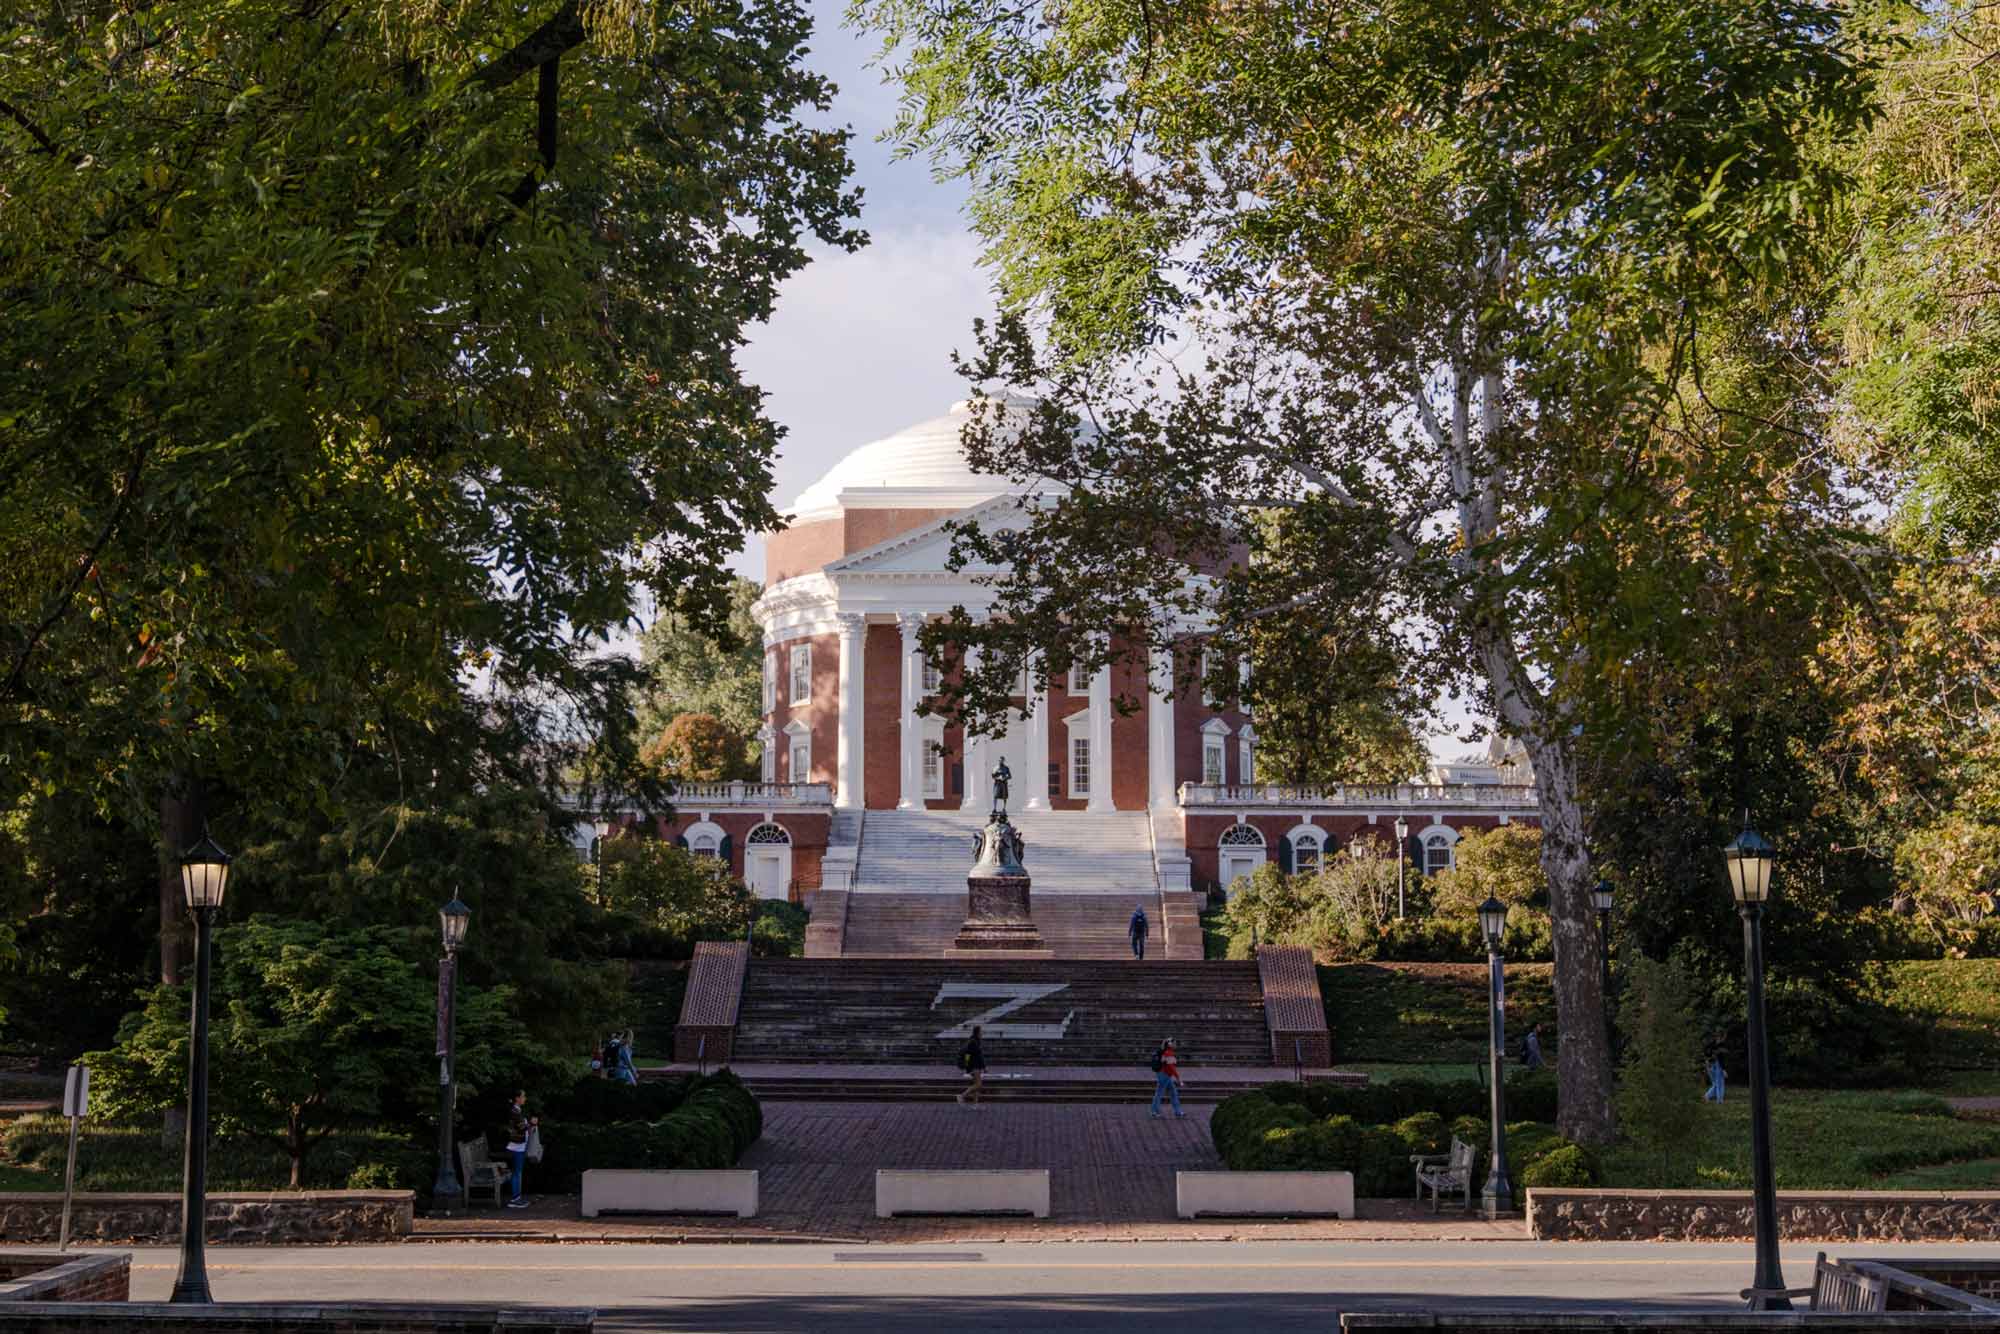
[533, 1070, 761, 1192]
[1518, 1142, 1598, 1188]
[1392, 1112, 1447, 1157]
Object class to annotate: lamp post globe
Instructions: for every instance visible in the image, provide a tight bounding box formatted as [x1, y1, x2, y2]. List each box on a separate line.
[432, 897, 471, 1215]
[169, 830, 231, 1305]
[1725, 824, 1789, 1311]
[1476, 895, 1513, 1218]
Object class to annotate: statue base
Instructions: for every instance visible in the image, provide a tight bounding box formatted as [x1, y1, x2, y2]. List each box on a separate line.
[953, 873, 1045, 953]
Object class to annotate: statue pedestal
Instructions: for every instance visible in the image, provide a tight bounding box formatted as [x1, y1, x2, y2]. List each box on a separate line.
[952, 873, 1050, 955]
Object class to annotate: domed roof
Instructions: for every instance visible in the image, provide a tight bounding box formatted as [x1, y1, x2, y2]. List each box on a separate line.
[784, 394, 1040, 521]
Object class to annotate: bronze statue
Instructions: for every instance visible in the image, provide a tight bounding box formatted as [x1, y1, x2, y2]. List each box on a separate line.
[992, 757, 1011, 813]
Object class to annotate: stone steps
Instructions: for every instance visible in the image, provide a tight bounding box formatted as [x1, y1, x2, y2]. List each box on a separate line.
[854, 809, 1158, 895]
[730, 957, 1271, 1068]
[841, 892, 1170, 959]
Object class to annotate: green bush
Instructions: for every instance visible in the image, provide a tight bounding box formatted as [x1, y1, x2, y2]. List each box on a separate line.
[532, 1070, 760, 1192]
[345, 1161, 407, 1190]
[1518, 1141, 1598, 1187]
[1261, 1071, 1554, 1125]
[1392, 1111, 1447, 1156]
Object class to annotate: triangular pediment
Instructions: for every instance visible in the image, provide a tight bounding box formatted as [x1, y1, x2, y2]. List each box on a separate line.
[824, 495, 1040, 576]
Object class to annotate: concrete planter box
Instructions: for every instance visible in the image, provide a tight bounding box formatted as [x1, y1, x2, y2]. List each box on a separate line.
[1176, 1171, 1354, 1219]
[875, 1169, 1050, 1218]
[580, 1169, 758, 1218]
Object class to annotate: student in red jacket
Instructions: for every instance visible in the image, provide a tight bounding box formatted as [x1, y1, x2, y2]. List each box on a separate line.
[1150, 1038, 1184, 1118]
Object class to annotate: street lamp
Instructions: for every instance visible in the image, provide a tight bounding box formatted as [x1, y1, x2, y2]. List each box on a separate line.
[1591, 879, 1615, 1049]
[1477, 894, 1513, 1218]
[1393, 816, 1409, 919]
[169, 830, 231, 1305]
[1724, 824, 1788, 1311]
[432, 896, 472, 1216]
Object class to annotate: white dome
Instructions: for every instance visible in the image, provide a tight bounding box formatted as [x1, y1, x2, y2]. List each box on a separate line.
[784, 394, 1040, 520]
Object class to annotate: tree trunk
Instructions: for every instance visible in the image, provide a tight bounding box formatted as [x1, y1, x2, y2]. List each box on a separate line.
[1517, 727, 1617, 1145]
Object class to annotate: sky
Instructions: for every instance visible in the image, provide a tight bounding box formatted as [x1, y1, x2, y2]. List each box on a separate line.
[727, 2, 1487, 764]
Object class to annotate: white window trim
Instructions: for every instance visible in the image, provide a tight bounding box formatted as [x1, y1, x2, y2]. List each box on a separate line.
[1201, 648, 1220, 707]
[1419, 823, 1461, 873]
[683, 817, 726, 858]
[1200, 716, 1232, 786]
[1238, 724, 1258, 785]
[1285, 822, 1323, 876]
[758, 725, 776, 783]
[783, 719, 810, 784]
[1068, 735, 1091, 798]
[789, 643, 811, 706]
[922, 657, 942, 695]
[762, 654, 775, 713]
[1065, 664, 1086, 695]
[922, 717, 946, 799]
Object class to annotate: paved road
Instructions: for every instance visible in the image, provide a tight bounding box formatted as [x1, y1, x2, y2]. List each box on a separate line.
[78, 1239, 2000, 1332]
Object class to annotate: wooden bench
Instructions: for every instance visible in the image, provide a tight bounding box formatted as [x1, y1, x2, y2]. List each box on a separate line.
[1411, 1136, 1475, 1213]
[458, 1137, 509, 1209]
[1753, 1251, 1888, 1312]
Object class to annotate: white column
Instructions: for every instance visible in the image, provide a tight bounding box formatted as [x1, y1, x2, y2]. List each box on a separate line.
[960, 638, 989, 813]
[835, 613, 866, 810]
[1086, 654, 1114, 813]
[1148, 645, 1177, 808]
[1022, 651, 1050, 811]
[896, 613, 924, 810]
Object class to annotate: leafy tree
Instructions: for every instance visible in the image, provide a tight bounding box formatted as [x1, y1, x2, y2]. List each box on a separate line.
[866, 0, 1875, 1141]
[1834, 2, 2000, 549]
[0, 2, 859, 854]
[1427, 827, 1547, 920]
[635, 576, 768, 758]
[642, 713, 755, 783]
[599, 839, 753, 941]
[1614, 956, 1706, 1177]
[88, 918, 525, 1187]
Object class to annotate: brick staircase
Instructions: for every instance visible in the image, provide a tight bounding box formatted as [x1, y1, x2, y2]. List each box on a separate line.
[854, 809, 1157, 895]
[729, 957, 1270, 1068]
[842, 891, 1174, 959]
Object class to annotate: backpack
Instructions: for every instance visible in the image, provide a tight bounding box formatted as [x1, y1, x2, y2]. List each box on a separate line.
[1150, 1047, 1164, 1074]
[959, 1043, 974, 1073]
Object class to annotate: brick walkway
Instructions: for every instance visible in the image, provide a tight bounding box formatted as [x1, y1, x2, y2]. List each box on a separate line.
[416, 1101, 1524, 1243]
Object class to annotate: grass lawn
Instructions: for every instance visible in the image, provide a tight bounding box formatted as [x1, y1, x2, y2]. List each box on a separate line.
[1324, 962, 1558, 1063]
[1597, 1087, 2000, 1191]
[1, 1116, 420, 1193]
[1337, 1061, 1490, 1085]
[1873, 959, 2000, 1075]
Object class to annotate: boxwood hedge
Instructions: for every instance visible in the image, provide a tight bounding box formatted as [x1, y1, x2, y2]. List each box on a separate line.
[534, 1069, 762, 1193]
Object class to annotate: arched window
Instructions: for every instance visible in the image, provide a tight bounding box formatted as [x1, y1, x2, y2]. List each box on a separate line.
[1423, 831, 1456, 874]
[1289, 828, 1323, 876]
[691, 832, 719, 856]
[747, 822, 790, 845]
[1220, 823, 1265, 847]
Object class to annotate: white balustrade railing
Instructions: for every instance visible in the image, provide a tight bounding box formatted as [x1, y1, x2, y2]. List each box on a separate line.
[1177, 782, 1538, 809]
[666, 781, 833, 806]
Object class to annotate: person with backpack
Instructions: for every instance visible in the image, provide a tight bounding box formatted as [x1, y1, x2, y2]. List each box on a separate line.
[1129, 904, 1149, 959]
[1149, 1037, 1184, 1118]
[956, 1024, 987, 1106]
[504, 1090, 538, 1208]
[1522, 1024, 1545, 1071]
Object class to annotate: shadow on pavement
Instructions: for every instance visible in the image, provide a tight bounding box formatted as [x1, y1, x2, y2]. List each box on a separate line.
[599, 1292, 1728, 1333]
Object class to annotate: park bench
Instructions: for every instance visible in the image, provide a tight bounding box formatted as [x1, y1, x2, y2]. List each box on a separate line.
[457, 1137, 509, 1209]
[1754, 1251, 1888, 1312]
[1411, 1136, 1475, 1213]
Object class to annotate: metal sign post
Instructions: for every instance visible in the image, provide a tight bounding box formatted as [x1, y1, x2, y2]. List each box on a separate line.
[59, 1063, 89, 1251]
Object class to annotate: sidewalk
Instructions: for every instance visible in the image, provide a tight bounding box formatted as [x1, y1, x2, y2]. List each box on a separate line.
[416, 1101, 1524, 1244]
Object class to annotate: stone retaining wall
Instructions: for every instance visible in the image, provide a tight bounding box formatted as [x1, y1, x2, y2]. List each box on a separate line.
[0, 1191, 413, 1245]
[0, 1254, 129, 1303]
[1341, 1315, 1999, 1331]
[1526, 1188, 2000, 1242]
[0, 1303, 590, 1332]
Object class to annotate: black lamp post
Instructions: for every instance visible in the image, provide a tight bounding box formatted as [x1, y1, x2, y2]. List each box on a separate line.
[169, 830, 231, 1305]
[432, 896, 471, 1216]
[1724, 825, 1788, 1311]
[1393, 816, 1410, 918]
[1591, 880, 1615, 1049]
[1477, 894, 1513, 1218]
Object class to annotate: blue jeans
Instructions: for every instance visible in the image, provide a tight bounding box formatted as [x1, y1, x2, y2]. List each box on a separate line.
[1705, 1066, 1726, 1102]
[508, 1147, 525, 1199]
[1151, 1073, 1182, 1116]
[1131, 933, 1146, 959]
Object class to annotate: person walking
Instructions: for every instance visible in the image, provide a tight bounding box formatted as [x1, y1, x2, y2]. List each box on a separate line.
[1129, 904, 1150, 960]
[957, 1024, 987, 1106]
[615, 1030, 639, 1085]
[1522, 1023, 1545, 1071]
[504, 1090, 537, 1208]
[1150, 1037, 1184, 1118]
[1704, 1051, 1727, 1102]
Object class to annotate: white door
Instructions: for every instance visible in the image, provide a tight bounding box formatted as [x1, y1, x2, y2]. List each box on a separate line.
[1220, 851, 1265, 895]
[748, 850, 788, 900]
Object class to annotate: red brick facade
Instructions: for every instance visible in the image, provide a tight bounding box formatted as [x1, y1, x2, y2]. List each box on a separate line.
[1182, 811, 1531, 890]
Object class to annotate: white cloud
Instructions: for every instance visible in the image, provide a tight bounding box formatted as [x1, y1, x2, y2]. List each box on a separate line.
[734, 225, 995, 579]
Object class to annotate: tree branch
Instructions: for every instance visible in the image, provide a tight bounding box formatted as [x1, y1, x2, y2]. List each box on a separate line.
[468, 2, 586, 94]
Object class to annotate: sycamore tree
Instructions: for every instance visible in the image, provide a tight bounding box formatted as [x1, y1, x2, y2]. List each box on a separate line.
[0, 2, 859, 853]
[865, 0, 1876, 1140]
